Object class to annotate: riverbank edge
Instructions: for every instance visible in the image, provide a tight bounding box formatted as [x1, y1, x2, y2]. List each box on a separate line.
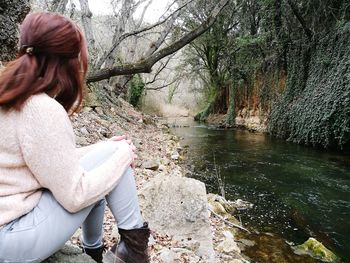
[206, 113, 267, 132]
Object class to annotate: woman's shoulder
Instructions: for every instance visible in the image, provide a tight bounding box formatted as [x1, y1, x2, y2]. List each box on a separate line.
[22, 93, 66, 116]
[16, 93, 73, 135]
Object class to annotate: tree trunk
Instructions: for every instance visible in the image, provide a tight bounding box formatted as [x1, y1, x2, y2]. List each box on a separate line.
[274, 0, 287, 70]
[79, 0, 96, 57]
[103, 0, 134, 69]
[225, 85, 236, 125]
[0, 0, 30, 62]
[286, 0, 313, 39]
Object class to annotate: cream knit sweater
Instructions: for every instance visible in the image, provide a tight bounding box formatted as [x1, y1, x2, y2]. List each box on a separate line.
[0, 93, 133, 227]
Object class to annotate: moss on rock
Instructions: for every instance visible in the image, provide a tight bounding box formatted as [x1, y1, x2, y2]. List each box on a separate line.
[293, 237, 339, 262]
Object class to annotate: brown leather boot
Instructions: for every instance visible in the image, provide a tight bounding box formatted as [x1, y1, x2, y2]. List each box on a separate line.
[108, 222, 150, 263]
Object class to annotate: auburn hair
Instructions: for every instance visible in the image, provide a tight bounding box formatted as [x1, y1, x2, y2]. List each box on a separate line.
[0, 12, 88, 113]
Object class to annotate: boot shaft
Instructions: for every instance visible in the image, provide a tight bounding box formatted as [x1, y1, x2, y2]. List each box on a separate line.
[108, 222, 150, 263]
[118, 222, 150, 253]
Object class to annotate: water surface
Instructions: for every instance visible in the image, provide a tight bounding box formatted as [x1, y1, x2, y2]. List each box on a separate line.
[170, 118, 350, 261]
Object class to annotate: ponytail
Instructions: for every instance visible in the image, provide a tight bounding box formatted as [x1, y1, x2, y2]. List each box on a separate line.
[0, 12, 87, 113]
[0, 53, 39, 110]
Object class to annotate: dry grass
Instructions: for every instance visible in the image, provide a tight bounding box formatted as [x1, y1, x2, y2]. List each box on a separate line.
[141, 96, 190, 117]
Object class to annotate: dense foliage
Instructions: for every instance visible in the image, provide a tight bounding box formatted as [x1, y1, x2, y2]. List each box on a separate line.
[269, 25, 350, 148]
[128, 74, 145, 107]
[267, 1, 350, 148]
[186, 0, 350, 148]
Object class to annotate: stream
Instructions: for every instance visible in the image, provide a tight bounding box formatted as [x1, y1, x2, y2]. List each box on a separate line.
[169, 118, 350, 262]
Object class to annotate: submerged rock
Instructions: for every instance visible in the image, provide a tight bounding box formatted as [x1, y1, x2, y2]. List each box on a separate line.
[292, 237, 339, 262]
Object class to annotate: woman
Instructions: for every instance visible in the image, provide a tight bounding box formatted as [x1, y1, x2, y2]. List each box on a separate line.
[0, 12, 149, 263]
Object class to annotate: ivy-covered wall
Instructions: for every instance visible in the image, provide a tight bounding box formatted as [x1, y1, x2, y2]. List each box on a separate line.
[268, 23, 350, 149]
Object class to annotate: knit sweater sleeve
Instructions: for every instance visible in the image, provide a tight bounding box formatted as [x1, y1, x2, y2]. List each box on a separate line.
[17, 94, 133, 213]
[76, 143, 102, 158]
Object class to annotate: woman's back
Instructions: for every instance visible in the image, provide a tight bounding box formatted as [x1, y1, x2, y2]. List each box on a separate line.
[0, 94, 63, 227]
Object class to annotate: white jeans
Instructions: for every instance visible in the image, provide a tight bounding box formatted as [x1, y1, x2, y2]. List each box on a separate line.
[0, 143, 143, 263]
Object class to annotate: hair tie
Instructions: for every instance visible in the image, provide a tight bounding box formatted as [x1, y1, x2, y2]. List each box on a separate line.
[20, 45, 34, 56]
[26, 47, 34, 55]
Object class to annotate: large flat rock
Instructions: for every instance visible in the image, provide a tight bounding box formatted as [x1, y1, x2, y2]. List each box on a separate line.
[139, 174, 215, 262]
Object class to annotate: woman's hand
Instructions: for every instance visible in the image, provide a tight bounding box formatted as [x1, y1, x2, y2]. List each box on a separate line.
[110, 135, 138, 168]
[109, 135, 127, 141]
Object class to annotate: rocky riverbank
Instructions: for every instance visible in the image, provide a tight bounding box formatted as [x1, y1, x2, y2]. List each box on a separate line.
[44, 96, 251, 262]
[206, 111, 267, 132]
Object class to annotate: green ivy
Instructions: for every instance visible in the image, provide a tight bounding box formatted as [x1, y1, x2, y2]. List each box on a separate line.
[128, 74, 145, 107]
[268, 24, 350, 148]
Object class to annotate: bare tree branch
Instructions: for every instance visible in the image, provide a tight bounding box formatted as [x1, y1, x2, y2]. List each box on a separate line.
[159, 0, 178, 19]
[209, 207, 250, 233]
[87, 0, 230, 83]
[146, 78, 178, 90]
[95, 0, 193, 69]
[137, 0, 153, 27]
[145, 55, 174, 85]
[94, 0, 143, 69]
[144, 11, 179, 57]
